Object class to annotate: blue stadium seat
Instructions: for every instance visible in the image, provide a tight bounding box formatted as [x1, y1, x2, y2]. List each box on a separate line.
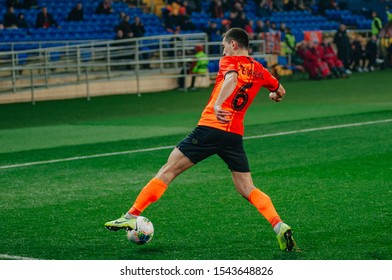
[50, 51, 61, 62]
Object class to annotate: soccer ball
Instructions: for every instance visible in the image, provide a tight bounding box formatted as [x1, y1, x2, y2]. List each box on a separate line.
[126, 216, 154, 245]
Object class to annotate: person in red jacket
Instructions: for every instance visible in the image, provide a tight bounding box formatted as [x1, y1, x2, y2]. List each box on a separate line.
[297, 42, 319, 79]
[297, 41, 331, 79]
[318, 38, 348, 78]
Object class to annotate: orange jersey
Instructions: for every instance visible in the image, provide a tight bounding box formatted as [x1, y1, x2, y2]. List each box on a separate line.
[197, 56, 279, 135]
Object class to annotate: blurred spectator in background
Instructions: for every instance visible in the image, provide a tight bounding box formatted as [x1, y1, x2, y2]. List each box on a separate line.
[283, 27, 296, 56]
[318, 0, 339, 16]
[67, 2, 84, 22]
[366, 35, 378, 71]
[228, 11, 240, 28]
[254, 19, 267, 34]
[256, 0, 273, 18]
[334, 24, 351, 73]
[96, 0, 113, 15]
[179, 14, 196, 31]
[274, 0, 284, 11]
[279, 22, 286, 33]
[318, 37, 348, 78]
[115, 14, 133, 38]
[206, 21, 220, 41]
[181, 0, 195, 15]
[6, 0, 22, 8]
[245, 19, 255, 39]
[124, 0, 138, 8]
[231, 12, 249, 29]
[178, 45, 208, 90]
[386, 6, 392, 23]
[36, 6, 59, 29]
[118, 11, 126, 22]
[296, 41, 319, 79]
[163, 6, 178, 33]
[113, 29, 134, 69]
[17, 13, 29, 28]
[264, 19, 273, 32]
[283, 0, 296, 11]
[23, 0, 38, 9]
[371, 10, 383, 37]
[167, 25, 182, 57]
[350, 36, 367, 72]
[270, 21, 279, 32]
[380, 31, 392, 67]
[297, 41, 332, 80]
[210, 0, 224, 18]
[220, 18, 231, 34]
[308, 40, 332, 78]
[233, 1, 244, 13]
[3, 6, 18, 28]
[114, 29, 125, 41]
[130, 16, 145, 38]
[130, 16, 152, 69]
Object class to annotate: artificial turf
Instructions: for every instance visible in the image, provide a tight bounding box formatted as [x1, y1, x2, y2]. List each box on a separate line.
[0, 69, 391, 260]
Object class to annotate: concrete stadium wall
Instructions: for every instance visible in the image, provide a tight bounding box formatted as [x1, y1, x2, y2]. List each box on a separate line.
[0, 74, 211, 104]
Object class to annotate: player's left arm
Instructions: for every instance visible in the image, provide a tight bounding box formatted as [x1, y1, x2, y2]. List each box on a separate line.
[269, 83, 286, 102]
[213, 71, 238, 123]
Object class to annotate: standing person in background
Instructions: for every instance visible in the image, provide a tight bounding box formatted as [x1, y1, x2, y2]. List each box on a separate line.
[366, 35, 378, 71]
[105, 28, 296, 252]
[350, 36, 368, 72]
[178, 45, 209, 90]
[386, 6, 392, 23]
[283, 27, 296, 56]
[130, 16, 150, 69]
[334, 24, 352, 74]
[371, 10, 383, 37]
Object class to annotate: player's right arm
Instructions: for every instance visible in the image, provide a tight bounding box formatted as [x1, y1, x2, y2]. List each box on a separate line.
[213, 71, 238, 123]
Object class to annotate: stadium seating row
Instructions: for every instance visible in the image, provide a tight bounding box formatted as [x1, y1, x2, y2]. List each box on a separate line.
[0, 0, 372, 50]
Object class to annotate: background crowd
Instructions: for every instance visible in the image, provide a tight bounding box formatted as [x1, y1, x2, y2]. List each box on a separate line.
[1, 0, 392, 80]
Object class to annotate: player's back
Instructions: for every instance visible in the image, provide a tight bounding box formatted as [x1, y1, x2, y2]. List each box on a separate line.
[198, 56, 279, 135]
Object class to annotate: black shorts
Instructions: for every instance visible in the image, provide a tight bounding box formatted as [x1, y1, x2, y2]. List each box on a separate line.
[176, 126, 250, 172]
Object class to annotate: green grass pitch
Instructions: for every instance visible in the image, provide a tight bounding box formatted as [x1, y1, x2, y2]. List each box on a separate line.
[0, 70, 391, 260]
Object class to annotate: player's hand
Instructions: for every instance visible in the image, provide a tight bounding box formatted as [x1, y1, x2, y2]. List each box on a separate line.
[269, 92, 283, 102]
[214, 105, 232, 124]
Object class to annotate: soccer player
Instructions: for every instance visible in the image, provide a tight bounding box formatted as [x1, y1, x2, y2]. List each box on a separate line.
[105, 28, 296, 251]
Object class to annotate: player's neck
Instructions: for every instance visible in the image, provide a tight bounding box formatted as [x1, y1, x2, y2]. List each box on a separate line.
[233, 50, 249, 56]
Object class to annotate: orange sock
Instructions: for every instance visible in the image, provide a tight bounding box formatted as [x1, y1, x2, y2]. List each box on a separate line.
[248, 188, 282, 228]
[128, 178, 168, 216]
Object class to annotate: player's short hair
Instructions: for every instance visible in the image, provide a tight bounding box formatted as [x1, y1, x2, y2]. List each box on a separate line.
[223, 28, 249, 49]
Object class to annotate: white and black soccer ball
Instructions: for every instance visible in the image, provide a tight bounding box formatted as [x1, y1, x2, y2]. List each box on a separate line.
[126, 216, 154, 245]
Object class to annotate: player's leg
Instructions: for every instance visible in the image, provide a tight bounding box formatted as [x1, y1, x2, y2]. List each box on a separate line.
[231, 171, 295, 251]
[231, 171, 282, 228]
[105, 147, 194, 231]
[129, 147, 195, 215]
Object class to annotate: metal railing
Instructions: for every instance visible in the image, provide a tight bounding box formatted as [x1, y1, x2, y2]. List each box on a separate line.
[0, 33, 270, 102]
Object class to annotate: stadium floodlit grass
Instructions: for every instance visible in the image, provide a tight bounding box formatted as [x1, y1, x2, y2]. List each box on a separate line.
[0, 70, 391, 260]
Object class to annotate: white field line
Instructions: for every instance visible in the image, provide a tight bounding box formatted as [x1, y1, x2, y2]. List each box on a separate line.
[0, 253, 41, 260]
[1, 118, 391, 171]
